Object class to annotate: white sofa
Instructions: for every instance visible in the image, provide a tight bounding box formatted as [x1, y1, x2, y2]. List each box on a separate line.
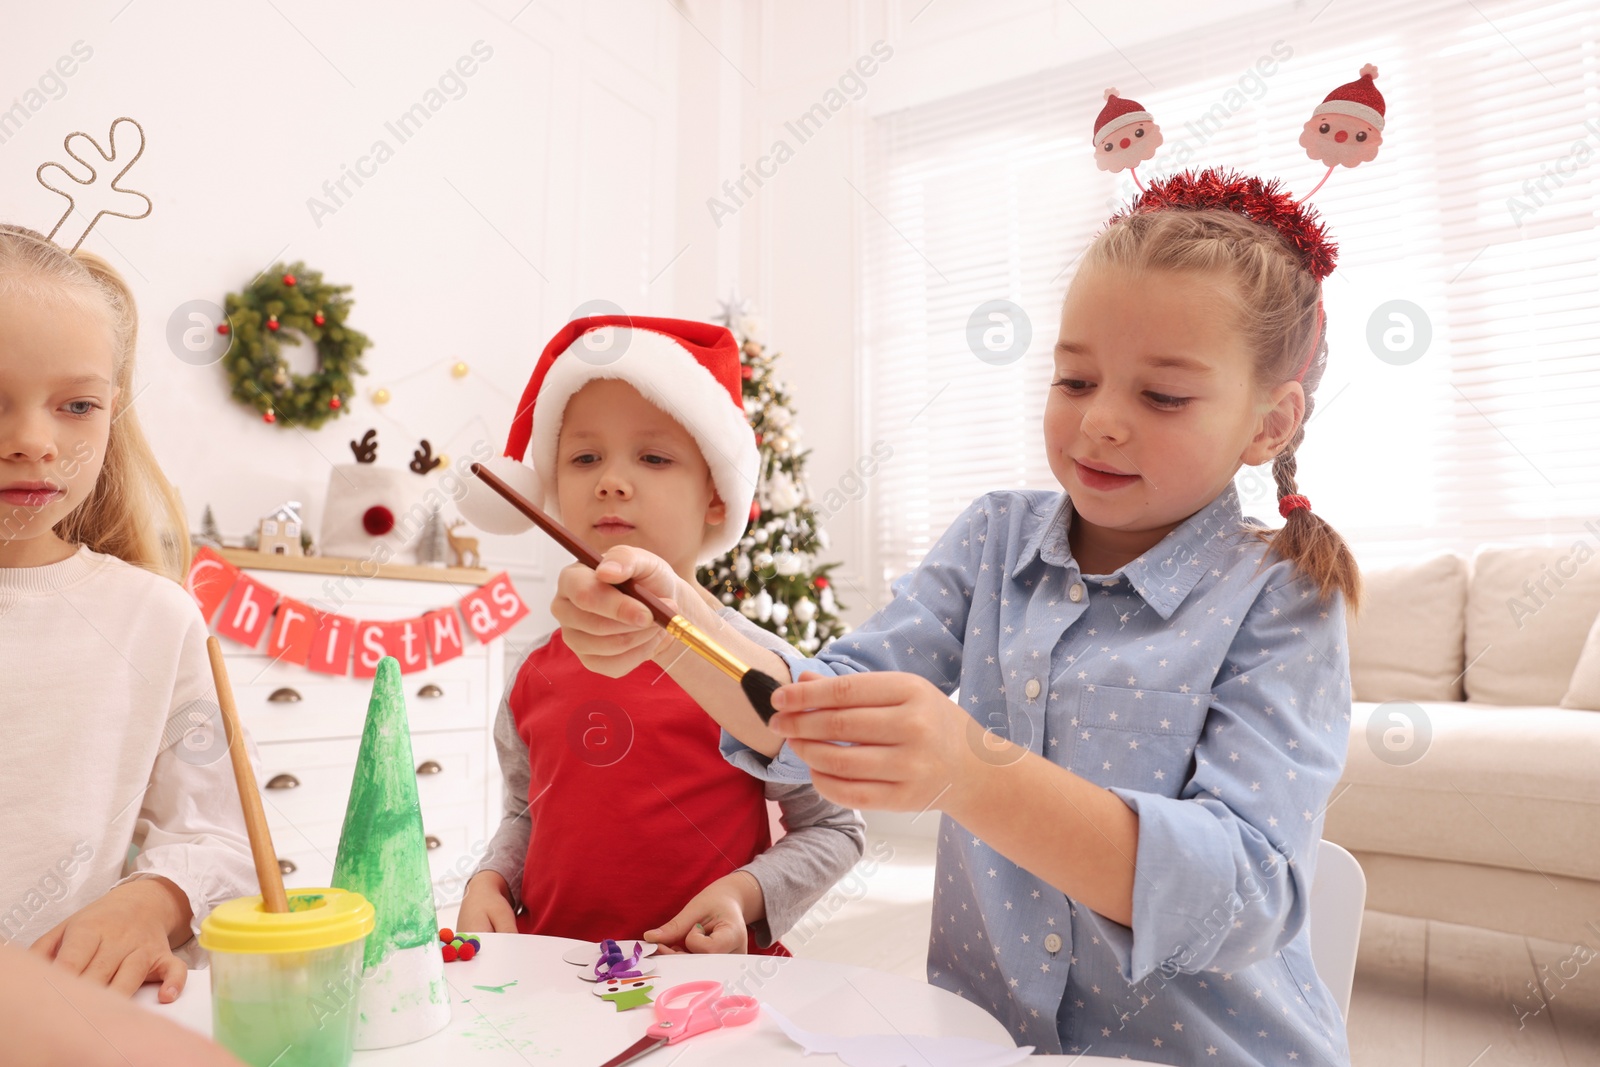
[1323, 546, 1600, 945]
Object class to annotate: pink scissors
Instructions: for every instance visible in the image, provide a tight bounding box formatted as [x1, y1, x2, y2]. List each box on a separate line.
[597, 980, 760, 1066]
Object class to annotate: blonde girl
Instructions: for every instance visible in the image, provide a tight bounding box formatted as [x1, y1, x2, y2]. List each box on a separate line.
[0, 224, 254, 1001]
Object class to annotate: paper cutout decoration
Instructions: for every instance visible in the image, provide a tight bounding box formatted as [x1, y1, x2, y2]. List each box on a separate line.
[561, 940, 659, 966]
[593, 977, 656, 1011]
[331, 658, 452, 1048]
[1092, 88, 1163, 182]
[578, 960, 658, 983]
[763, 1005, 1034, 1067]
[1300, 64, 1385, 171]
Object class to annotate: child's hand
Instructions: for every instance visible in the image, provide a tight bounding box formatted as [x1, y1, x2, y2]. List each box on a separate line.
[456, 871, 519, 933]
[553, 546, 682, 677]
[29, 877, 191, 1002]
[644, 871, 762, 955]
[769, 671, 980, 813]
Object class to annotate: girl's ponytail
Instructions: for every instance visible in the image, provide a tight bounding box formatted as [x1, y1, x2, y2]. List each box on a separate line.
[1250, 349, 1363, 614]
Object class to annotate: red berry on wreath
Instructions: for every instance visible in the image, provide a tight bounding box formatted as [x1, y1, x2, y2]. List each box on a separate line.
[313, 310, 326, 326]
[282, 273, 297, 287]
[267, 315, 280, 332]
[216, 323, 230, 335]
[329, 397, 342, 410]
[263, 411, 276, 424]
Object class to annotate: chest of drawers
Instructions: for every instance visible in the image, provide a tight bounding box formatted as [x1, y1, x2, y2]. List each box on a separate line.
[210, 556, 505, 909]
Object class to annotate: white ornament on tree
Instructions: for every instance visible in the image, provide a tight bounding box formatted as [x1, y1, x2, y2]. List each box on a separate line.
[754, 550, 774, 570]
[793, 597, 816, 623]
[770, 601, 789, 626]
[734, 554, 752, 580]
[753, 589, 774, 622]
[774, 552, 802, 577]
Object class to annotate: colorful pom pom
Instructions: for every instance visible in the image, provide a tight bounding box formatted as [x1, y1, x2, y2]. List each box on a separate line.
[457, 942, 476, 961]
[439, 927, 454, 944]
[442, 944, 458, 962]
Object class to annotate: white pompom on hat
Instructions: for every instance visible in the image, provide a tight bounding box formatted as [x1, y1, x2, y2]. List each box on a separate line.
[457, 315, 757, 564]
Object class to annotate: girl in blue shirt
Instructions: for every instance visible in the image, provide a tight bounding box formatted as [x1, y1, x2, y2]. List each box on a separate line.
[553, 169, 1362, 1064]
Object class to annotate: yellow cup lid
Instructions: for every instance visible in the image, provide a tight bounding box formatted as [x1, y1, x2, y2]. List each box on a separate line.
[200, 888, 376, 955]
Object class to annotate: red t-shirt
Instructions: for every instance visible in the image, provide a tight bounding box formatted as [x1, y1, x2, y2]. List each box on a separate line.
[510, 632, 789, 955]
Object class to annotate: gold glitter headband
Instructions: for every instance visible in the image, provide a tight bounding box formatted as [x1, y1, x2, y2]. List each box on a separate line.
[35, 116, 152, 252]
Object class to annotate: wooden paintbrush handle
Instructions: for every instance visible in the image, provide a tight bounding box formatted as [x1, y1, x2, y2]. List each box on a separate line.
[206, 637, 290, 913]
[470, 462, 679, 626]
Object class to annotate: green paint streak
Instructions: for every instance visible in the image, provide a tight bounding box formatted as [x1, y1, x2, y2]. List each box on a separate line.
[287, 893, 325, 912]
[473, 980, 519, 994]
[331, 658, 438, 970]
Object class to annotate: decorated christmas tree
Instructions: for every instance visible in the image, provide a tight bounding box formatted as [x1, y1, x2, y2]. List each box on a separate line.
[697, 297, 847, 654]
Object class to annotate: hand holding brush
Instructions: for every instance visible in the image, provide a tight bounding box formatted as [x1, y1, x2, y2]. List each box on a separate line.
[470, 463, 785, 722]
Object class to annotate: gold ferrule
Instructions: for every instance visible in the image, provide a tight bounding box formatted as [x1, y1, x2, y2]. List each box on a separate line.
[666, 615, 750, 682]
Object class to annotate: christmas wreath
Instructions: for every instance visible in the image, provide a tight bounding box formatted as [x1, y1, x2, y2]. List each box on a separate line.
[219, 261, 371, 429]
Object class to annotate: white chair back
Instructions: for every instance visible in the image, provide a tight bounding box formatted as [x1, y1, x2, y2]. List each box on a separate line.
[1308, 839, 1367, 1019]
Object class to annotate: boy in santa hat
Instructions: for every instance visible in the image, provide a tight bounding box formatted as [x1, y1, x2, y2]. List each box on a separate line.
[455, 315, 864, 954]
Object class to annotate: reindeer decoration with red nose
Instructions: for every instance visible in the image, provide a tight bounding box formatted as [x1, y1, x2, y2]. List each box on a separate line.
[317, 429, 449, 564]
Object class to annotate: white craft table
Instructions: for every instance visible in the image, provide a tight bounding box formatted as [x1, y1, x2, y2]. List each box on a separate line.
[135, 933, 1132, 1065]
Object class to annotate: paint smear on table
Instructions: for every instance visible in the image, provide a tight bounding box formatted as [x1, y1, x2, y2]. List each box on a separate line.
[475, 980, 520, 994]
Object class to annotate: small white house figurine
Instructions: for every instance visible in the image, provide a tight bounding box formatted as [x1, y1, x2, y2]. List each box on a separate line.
[257, 501, 305, 557]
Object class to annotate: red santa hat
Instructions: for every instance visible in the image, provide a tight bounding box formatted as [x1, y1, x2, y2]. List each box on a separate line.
[458, 315, 757, 563]
[1093, 88, 1154, 144]
[1311, 64, 1385, 130]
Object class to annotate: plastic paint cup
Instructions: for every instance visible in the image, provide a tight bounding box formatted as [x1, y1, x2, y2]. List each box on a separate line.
[199, 888, 376, 1067]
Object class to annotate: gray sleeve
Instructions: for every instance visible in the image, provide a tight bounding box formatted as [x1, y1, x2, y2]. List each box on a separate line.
[739, 782, 866, 947]
[473, 651, 535, 908]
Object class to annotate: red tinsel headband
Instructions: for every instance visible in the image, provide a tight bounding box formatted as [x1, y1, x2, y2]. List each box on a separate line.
[1109, 168, 1339, 282]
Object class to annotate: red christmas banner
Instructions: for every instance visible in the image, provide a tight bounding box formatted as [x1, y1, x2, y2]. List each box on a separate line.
[187, 547, 240, 623]
[307, 613, 357, 676]
[216, 574, 279, 648]
[184, 555, 528, 677]
[266, 597, 318, 666]
[460, 572, 530, 644]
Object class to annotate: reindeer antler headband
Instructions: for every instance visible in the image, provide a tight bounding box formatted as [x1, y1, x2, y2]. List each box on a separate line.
[34, 116, 153, 252]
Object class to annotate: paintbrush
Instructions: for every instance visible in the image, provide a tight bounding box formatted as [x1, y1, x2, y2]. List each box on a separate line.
[206, 637, 290, 913]
[470, 462, 784, 723]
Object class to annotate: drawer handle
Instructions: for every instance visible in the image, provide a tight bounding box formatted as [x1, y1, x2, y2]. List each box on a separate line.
[416, 760, 443, 776]
[268, 687, 303, 703]
[417, 684, 444, 699]
[265, 773, 301, 790]
[425, 835, 441, 850]
[278, 858, 297, 875]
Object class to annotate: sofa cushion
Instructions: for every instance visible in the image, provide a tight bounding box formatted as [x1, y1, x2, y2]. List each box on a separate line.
[1464, 544, 1600, 705]
[1561, 608, 1600, 711]
[1325, 701, 1600, 882]
[1348, 553, 1466, 702]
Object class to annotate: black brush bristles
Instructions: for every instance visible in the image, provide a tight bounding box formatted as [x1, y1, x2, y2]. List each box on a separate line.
[741, 669, 784, 724]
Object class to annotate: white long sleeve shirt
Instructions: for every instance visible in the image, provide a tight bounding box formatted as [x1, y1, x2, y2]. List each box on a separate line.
[0, 545, 257, 947]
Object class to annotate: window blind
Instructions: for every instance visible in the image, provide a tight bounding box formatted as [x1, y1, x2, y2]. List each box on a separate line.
[860, 0, 1600, 591]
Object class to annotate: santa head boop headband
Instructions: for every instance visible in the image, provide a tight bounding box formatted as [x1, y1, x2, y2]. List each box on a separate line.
[1090, 65, 1389, 382]
[32, 116, 152, 252]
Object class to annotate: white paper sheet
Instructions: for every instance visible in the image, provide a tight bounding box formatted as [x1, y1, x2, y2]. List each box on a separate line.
[763, 1004, 1034, 1067]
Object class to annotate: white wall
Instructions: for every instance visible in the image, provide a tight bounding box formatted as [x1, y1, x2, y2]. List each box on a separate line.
[674, 0, 1292, 628]
[1, 0, 699, 644]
